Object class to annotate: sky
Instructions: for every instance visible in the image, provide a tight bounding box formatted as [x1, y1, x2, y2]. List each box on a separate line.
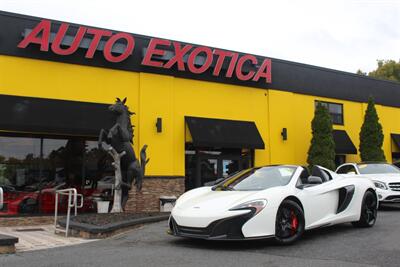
[0, 0, 399, 73]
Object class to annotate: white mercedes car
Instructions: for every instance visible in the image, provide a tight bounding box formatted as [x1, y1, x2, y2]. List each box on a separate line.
[336, 162, 400, 204]
[168, 165, 377, 244]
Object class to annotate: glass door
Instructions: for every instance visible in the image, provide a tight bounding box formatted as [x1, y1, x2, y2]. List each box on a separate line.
[185, 148, 253, 191]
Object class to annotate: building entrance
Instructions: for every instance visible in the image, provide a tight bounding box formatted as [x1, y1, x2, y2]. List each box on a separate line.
[185, 147, 252, 191]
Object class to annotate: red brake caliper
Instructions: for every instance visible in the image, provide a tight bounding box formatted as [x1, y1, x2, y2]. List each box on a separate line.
[290, 211, 298, 234]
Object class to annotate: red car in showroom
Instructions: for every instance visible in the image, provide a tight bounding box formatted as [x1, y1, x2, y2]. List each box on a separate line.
[0, 182, 107, 216]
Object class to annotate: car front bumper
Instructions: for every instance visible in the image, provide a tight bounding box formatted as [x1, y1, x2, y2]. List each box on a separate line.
[168, 212, 273, 240]
[376, 189, 400, 203]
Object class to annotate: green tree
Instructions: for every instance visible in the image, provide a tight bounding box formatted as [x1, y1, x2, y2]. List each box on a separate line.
[358, 60, 400, 82]
[307, 103, 336, 170]
[359, 97, 386, 162]
[356, 69, 367, 75]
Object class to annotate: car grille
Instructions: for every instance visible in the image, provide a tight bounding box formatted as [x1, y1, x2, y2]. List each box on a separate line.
[384, 195, 400, 202]
[170, 218, 212, 237]
[177, 226, 210, 235]
[389, 183, 400, 191]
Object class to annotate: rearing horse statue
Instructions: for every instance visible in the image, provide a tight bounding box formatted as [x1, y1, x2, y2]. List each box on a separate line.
[98, 97, 148, 209]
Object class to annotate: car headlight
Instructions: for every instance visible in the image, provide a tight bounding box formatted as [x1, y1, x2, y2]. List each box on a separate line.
[229, 199, 267, 215]
[373, 181, 388, 190]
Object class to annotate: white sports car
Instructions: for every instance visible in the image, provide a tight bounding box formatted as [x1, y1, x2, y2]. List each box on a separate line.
[168, 165, 377, 244]
[336, 162, 400, 204]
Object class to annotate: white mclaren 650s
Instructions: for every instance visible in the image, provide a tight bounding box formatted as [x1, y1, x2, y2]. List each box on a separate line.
[168, 165, 378, 244]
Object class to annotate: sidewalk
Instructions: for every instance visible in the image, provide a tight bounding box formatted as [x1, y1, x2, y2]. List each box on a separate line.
[0, 225, 95, 252]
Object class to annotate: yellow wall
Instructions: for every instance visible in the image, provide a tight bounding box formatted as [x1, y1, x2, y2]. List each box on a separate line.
[267, 91, 365, 165]
[376, 105, 400, 162]
[267, 90, 400, 165]
[267, 90, 295, 164]
[137, 73, 270, 175]
[138, 73, 175, 176]
[1, 54, 400, 178]
[171, 77, 270, 174]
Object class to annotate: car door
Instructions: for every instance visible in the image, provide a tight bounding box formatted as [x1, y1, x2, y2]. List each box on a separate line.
[296, 170, 340, 228]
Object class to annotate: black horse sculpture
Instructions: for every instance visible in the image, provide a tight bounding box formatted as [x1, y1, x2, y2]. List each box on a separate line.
[98, 97, 148, 209]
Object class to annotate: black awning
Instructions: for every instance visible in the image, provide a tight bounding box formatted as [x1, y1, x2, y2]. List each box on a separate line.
[333, 130, 357, 154]
[0, 94, 114, 137]
[185, 116, 265, 149]
[391, 134, 400, 148]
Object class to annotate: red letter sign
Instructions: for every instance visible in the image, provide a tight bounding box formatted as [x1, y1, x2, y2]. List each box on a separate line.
[235, 55, 257, 81]
[16, 19, 272, 82]
[17, 19, 51, 51]
[103, 33, 135, 63]
[85, 28, 112, 58]
[226, 53, 239, 78]
[212, 49, 234, 76]
[142, 38, 171, 67]
[253, 58, 272, 83]
[187, 46, 213, 74]
[164, 42, 192, 71]
[51, 23, 87, 55]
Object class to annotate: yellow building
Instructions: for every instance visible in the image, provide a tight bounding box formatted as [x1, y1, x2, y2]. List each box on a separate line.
[1, 11, 400, 215]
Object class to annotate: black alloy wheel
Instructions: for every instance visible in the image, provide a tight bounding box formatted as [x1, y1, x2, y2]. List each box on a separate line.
[352, 190, 378, 228]
[274, 200, 305, 245]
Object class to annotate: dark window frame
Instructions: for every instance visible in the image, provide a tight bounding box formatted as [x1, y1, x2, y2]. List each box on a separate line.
[0, 132, 110, 188]
[315, 100, 344, 125]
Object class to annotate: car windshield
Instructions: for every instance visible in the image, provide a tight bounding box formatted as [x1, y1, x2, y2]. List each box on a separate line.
[357, 163, 400, 174]
[213, 166, 296, 191]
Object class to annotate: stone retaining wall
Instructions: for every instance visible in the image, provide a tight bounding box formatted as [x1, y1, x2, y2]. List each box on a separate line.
[125, 177, 185, 213]
[0, 216, 55, 227]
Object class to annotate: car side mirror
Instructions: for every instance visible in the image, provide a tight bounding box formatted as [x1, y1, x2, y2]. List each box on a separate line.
[307, 176, 323, 184]
[347, 171, 356, 175]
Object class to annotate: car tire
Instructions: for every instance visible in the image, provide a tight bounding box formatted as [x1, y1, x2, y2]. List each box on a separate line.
[19, 198, 38, 214]
[352, 190, 378, 228]
[274, 199, 305, 245]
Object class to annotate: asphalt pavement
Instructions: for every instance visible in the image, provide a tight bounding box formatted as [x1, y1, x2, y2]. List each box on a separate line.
[1, 207, 400, 267]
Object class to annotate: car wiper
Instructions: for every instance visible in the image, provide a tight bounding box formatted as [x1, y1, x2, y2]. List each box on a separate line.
[220, 186, 235, 191]
[212, 184, 235, 191]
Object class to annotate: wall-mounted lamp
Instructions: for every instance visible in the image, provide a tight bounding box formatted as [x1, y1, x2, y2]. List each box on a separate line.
[156, 117, 162, 133]
[281, 128, 287, 141]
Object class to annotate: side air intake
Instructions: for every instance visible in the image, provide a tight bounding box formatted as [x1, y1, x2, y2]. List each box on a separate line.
[337, 185, 355, 213]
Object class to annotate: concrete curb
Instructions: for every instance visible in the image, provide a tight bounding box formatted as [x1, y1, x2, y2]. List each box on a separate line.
[58, 214, 170, 235]
[0, 234, 19, 254]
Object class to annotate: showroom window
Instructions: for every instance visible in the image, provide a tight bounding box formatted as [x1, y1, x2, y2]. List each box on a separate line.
[315, 101, 344, 125]
[0, 134, 113, 216]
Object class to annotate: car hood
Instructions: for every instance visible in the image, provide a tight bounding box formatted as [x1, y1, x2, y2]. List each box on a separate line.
[175, 187, 271, 213]
[355, 173, 400, 183]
